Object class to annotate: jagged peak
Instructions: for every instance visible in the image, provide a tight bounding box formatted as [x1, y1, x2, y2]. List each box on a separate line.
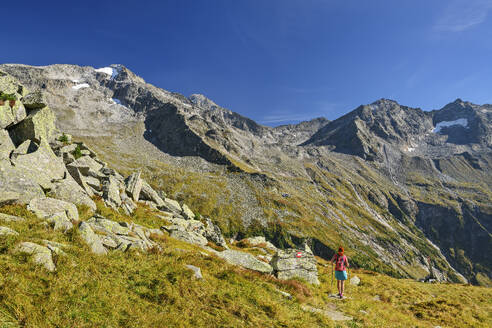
[188, 93, 220, 111]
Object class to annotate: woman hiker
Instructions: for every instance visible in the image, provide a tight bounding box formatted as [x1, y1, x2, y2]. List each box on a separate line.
[331, 246, 349, 299]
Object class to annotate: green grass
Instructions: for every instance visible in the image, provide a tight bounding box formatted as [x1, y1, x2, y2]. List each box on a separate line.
[0, 203, 491, 327]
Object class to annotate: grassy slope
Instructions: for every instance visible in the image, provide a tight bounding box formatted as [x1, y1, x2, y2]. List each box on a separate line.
[1, 203, 491, 328]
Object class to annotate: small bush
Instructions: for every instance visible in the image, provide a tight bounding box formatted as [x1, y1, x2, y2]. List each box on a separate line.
[58, 133, 69, 143]
[72, 145, 83, 159]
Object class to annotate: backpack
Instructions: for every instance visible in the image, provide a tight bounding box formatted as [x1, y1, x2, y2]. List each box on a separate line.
[335, 254, 346, 271]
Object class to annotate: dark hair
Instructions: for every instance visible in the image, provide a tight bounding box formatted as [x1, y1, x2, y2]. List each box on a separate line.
[338, 246, 344, 254]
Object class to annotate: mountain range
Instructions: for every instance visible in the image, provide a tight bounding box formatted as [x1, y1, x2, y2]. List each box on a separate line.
[1, 63, 490, 286]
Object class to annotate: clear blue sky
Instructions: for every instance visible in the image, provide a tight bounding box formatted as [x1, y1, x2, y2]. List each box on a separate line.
[3, 0, 492, 125]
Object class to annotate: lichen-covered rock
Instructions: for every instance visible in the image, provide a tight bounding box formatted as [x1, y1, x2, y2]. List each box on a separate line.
[0, 226, 18, 236]
[139, 181, 164, 207]
[0, 98, 26, 129]
[102, 175, 122, 209]
[45, 212, 73, 233]
[270, 248, 319, 285]
[78, 222, 107, 255]
[67, 155, 103, 178]
[0, 129, 14, 161]
[181, 203, 195, 220]
[0, 213, 24, 222]
[21, 90, 47, 110]
[8, 106, 56, 144]
[51, 175, 97, 211]
[159, 198, 182, 214]
[10, 140, 66, 190]
[15, 242, 56, 272]
[169, 229, 208, 246]
[241, 236, 277, 251]
[120, 192, 137, 215]
[125, 171, 142, 202]
[0, 161, 45, 204]
[185, 264, 203, 279]
[217, 249, 273, 273]
[28, 197, 79, 221]
[204, 218, 227, 248]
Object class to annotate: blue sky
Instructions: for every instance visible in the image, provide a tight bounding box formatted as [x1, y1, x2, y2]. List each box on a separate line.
[3, 0, 492, 125]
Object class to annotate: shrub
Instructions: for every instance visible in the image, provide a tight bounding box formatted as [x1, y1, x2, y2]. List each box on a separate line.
[72, 145, 83, 159]
[58, 133, 69, 143]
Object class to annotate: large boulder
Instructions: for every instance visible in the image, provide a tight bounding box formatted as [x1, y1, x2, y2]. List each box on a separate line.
[0, 72, 26, 129]
[45, 212, 73, 233]
[181, 203, 195, 220]
[169, 229, 208, 246]
[217, 249, 273, 274]
[270, 248, 320, 285]
[0, 161, 45, 204]
[125, 171, 143, 202]
[67, 155, 103, 178]
[139, 181, 165, 207]
[14, 242, 56, 272]
[10, 140, 66, 190]
[21, 90, 47, 110]
[0, 226, 18, 236]
[27, 197, 79, 222]
[0, 129, 15, 161]
[51, 175, 97, 211]
[204, 218, 227, 248]
[8, 106, 57, 144]
[159, 198, 182, 214]
[78, 222, 107, 255]
[241, 236, 277, 251]
[102, 175, 122, 209]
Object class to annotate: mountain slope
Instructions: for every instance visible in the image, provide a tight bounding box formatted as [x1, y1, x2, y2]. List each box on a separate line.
[1, 63, 491, 286]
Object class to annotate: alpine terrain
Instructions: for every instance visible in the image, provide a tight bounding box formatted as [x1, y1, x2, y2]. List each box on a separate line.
[0, 64, 490, 327]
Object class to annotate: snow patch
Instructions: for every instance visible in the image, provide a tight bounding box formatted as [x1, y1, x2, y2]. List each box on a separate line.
[95, 66, 122, 79]
[433, 118, 468, 133]
[72, 83, 90, 90]
[111, 98, 122, 105]
[72, 79, 80, 83]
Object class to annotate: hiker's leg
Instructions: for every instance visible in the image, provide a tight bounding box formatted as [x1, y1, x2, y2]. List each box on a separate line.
[341, 280, 345, 295]
[337, 280, 341, 294]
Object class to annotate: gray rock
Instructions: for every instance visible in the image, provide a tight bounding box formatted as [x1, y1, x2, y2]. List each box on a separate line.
[120, 192, 137, 215]
[86, 216, 130, 235]
[67, 156, 103, 178]
[0, 226, 18, 236]
[0, 213, 25, 222]
[28, 197, 79, 221]
[217, 249, 273, 273]
[159, 198, 182, 214]
[350, 276, 361, 286]
[241, 236, 277, 251]
[102, 175, 122, 209]
[181, 203, 195, 220]
[185, 264, 203, 279]
[170, 230, 208, 246]
[10, 140, 66, 190]
[0, 129, 14, 161]
[21, 90, 47, 110]
[271, 248, 320, 285]
[0, 98, 26, 129]
[45, 212, 73, 233]
[0, 161, 45, 204]
[66, 165, 95, 197]
[125, 171, 143, 202]
[51, 175, 97, 210]
[78, 222, 107, 255]
[8, 106, 56, 144]
[15, 242, 56, 272]
[139, 181, 164, 207]
[277, 290, 293, 300]
[204, 218, 227, 248]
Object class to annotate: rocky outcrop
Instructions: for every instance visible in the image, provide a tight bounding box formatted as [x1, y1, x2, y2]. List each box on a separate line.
[14, 242, 56, 272]
[79, 215, 162, 254]
[217, 249, 273, 274]
[271, 248, 320, 285]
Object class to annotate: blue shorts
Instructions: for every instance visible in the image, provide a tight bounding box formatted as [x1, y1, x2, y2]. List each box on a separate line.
[335, 270, 347, 280]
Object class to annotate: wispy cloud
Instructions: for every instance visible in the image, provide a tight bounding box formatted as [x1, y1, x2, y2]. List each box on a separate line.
[434, 0, 492, 32]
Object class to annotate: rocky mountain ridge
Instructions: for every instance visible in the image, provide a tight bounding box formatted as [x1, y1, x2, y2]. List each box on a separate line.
[1, 63, 490, 286]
